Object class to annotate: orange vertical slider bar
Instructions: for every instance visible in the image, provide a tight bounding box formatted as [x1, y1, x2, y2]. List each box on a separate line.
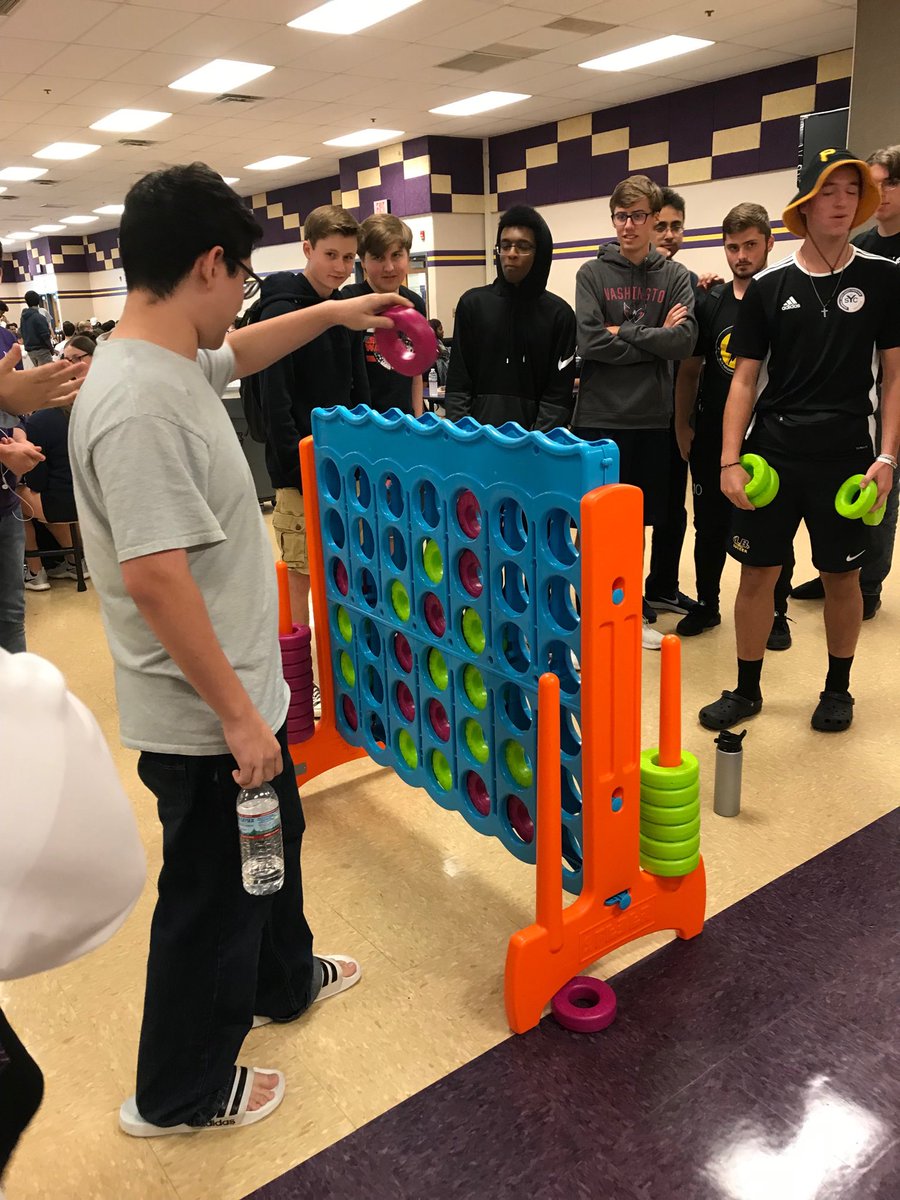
[658, 633, 682, 768]
[535, 672, 563, 953]
[276, 560, 293, 636]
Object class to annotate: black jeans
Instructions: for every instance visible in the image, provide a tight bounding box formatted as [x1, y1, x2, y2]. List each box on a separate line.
[135, 723, 316, 1126]
[646, 419, 688, 598]
[0, 1006, 44, 1180]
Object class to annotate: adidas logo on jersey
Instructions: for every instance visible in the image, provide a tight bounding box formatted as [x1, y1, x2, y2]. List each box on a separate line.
[781, 296, 801, 310]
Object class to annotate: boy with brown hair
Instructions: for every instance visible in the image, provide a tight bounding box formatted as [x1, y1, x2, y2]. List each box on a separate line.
[258, 205, 369, 637]
[343, 212, 426, 416]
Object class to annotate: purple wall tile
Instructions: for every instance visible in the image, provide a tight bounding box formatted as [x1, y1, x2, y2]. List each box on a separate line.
[430, 192, 452, 214]
[667, 84, 716, 161]
[713, 73, 762, 127]
[590, 149, 629, 198]
[557, 137, 592, 203]
[522, 162, 558, 207]
[403, 174, 432, 216]
[815, 77, 851, 117]
[759, 114, 802, 172]
[712, 147, 761, 180]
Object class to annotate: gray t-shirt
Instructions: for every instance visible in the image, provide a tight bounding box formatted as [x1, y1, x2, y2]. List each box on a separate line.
[69, 339, 289, 754]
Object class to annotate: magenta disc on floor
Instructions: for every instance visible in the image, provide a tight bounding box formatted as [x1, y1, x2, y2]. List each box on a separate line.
[551, 978, 616, 1033]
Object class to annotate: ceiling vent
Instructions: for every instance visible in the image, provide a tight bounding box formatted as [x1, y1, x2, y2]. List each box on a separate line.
[33, 179, 59, 186]
[209, 93, 265, 105]
[439, 49, 537, 73]
[479, 43, 540, 60]
[0, 0, 25, 15]
[545, 17, 616, 35]
[118, 139, 157, 148]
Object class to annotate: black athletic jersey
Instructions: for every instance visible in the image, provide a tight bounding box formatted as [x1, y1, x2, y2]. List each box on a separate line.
[730, 249, 900, 453]
[694, 283, 741, 416]
[341, 281, 425, 414]
[853, 227, 900, 264]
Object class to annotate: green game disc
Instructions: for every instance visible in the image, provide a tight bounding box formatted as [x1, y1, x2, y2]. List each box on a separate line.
[640, 850, 701, 877]
[339, 651, 355, 687]
[391, 580, 411, 622]
[640, 800, 700, 827]
[639, 780, 700, 809]
[397, 729, 418, 770]
[640, 815, 701, 843]
[336, 605, 353, 643]
[640, 833, 700, 861]
[505, 741, 533, 788]
[464, 718, 490, 764]
[422, 538, 444, 583]
[428, 648, 449, 691]
[431, 750, 453, 791]
[463, 664, 487, 710]
[639, 748, 699, 790]
[462, 607, 486, 654]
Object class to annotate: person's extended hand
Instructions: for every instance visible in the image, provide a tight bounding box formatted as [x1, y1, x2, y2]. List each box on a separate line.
[721, 463, 755, 510]
[606, 324, 620, 336]
[222, 706, 282, 790]
[675, 422, 694, 462]
[663, 303, 688, 329]
[0, 435, 45, 475]
[861, 458, 895, 507]
[339, 291, 412, 331]
[0, 344, 88, 414]
[697, 272, 725, 291]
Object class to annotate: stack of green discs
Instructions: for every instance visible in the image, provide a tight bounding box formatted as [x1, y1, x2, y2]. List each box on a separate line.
[639, 748, 700, 876]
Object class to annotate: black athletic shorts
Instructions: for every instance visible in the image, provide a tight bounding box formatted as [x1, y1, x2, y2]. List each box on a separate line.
[727, 431, 873, 574]
[571, 426, 669, 526]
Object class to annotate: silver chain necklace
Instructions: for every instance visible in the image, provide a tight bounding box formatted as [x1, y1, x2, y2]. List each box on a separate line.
[803, 237, 851, 318]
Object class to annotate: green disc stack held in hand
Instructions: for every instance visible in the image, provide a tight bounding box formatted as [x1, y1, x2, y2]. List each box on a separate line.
[639, 748, 701, 876]
[740, 453, 780, 509]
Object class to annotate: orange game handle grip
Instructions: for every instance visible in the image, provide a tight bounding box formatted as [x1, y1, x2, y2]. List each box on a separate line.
[276, 560, 293, 636]
[658, 634, 682, 768]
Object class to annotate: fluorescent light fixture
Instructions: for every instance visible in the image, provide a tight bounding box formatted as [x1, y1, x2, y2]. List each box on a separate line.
[580, 35, 713, 72]
[221, 177, 240, 185]
[31, 224, 67, 233]
[430, 91, 530, 118]
[324, 128, 403, 148]
[245, 155, 309, 170]
[289, 0, 421, 36]
[90, 109, 171, 133]
[33, 142, 100, 161]
[61, 215, 99, 225]
[0, 187, 7, 195]
[169, 59, 274, 94]
[0, 166, 48, 181]
[93, 204, 125, 216]
[4, 232, 33, 241]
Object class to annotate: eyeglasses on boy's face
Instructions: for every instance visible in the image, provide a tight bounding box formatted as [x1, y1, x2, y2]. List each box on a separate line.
[612, 210, 652, 227]
[498, 240, 536, 254]
[224, 256, 263, 299]
[654, 219, 684, 233]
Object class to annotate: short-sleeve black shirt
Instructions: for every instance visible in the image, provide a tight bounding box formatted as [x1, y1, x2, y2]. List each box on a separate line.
[729, 249, 900, 453]
[342, 281, 426, 414]
[694, 283, 742, 416]
[853, 227, 900, 264]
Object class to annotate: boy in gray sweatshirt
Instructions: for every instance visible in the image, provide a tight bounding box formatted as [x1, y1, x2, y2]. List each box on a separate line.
[572, 174, 697, 648]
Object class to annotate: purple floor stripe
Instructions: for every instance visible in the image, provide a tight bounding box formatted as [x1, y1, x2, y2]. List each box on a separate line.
[246, 811, 900, 1200]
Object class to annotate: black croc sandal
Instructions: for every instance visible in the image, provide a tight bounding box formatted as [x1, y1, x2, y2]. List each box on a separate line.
[811, 690, 854, 732]
[699, 690, 763, 731]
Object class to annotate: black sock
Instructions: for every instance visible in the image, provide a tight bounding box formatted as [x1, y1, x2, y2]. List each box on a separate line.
[825, 653, 853, 695]
[735, 657, 763, 701]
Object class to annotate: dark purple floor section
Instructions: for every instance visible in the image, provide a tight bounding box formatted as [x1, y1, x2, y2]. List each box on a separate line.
[246, 811, 900, 1200]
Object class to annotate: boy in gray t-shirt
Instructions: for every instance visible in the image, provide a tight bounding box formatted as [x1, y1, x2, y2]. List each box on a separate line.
[70, 163, 407, 1136]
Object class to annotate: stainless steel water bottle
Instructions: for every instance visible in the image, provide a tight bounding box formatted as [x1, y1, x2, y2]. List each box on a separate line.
[713, 729, 746, 817]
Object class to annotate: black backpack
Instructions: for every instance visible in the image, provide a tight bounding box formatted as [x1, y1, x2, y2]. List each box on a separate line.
[236, 291, 301, 443]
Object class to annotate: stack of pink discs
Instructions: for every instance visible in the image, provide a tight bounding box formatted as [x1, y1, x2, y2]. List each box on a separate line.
[280, 623, 314, 743]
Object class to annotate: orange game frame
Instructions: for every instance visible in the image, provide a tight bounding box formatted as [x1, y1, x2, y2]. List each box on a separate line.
[288, 435, 706, 1033]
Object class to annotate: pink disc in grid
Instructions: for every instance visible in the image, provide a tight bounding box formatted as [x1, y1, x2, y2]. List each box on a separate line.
[396, 681, 416, 722]
[428, 698, 450, 742]
[458, 549, 483, 598]
[342, 695, 358, 730]
[424, 592, 446, 636]
[456, 490, 481, 538]
[334, 559, 349, 596]
[394, 632, 413, 673]
[507, 795, 534, 844]
[466, 771, 490, 816]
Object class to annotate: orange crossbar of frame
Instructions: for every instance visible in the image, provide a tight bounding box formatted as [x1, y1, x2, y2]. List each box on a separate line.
[504, 482, 706, 1033]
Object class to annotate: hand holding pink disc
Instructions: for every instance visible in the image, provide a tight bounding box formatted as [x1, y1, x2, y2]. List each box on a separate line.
[374, 305, 438, 377]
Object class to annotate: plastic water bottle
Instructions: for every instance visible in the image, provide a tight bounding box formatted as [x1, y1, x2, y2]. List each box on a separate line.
[427, 366, 438, 396]
[237, 784, 284, 895]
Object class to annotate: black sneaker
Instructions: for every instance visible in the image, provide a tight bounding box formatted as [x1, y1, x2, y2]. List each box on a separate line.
[641, 597, 657, 624]
[646, 590, 698, 616]
[790, 577, 824, 601]
[676, 605, 721, 636]
[863, 594, 881, 621]
[766, 612, 792, 651]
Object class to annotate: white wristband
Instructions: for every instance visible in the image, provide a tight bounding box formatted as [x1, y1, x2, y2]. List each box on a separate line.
[876, 453, 898, 469]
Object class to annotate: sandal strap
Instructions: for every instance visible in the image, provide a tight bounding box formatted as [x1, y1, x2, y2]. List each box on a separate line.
[216, 1066, 251, 1122]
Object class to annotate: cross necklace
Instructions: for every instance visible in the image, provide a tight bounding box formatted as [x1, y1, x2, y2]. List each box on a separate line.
[803, 235, 851, 317]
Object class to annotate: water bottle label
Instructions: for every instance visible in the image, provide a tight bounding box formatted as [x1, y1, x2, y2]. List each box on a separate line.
[238, 808, 281, 838]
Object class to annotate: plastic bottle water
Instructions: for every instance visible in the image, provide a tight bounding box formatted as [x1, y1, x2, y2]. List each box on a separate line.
[427, 366, 438, 396]
[237, 784, 284, 895]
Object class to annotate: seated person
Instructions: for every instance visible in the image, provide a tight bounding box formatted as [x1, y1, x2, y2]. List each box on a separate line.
[20, 336, 94, 589]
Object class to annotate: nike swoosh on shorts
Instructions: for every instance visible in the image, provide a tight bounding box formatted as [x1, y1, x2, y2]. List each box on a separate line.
[558, 354, 575, 371]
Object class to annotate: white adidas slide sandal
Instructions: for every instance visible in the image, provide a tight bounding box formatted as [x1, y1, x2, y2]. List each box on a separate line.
[118, 1066, 284, 1137]
[314, 954, 362, 1002]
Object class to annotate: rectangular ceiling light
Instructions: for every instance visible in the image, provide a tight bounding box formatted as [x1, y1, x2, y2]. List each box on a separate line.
[4, 232, 34, 241]
[580, 35, 713, 72]
[34, 142, 100, 160]
[221, 177, 240, 184]
[0, 166, 48, 181]
[430, 91, 530, 117]
[169, 59, 274, 93]
[94, 204, 125, 215]
[61, 215, 99, 225]
[90, 109, 171, 133]
[289, 0, 422, 36]
[245, 155, 309, 170]
[31, 224, 67, 232]
[324, 128, 403, 148]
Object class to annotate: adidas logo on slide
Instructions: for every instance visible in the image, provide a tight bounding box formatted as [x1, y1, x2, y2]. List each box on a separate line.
[781, 296, 800, 310]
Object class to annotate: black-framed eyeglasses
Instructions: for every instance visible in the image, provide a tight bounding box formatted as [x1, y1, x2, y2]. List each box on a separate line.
[225, 256, 263, 300]
[498, 240, 536, 254]
[877, 179, 899, 192]
[612, 210, 652, 227]
[654, 219, 684, 233]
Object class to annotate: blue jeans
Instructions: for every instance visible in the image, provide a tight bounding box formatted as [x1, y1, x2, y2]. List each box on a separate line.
[0, 512, 25, 653]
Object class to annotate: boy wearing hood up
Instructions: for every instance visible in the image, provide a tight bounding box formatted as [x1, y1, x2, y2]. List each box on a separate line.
[572, 175, 697, 650]
[444, 205, 576, 431]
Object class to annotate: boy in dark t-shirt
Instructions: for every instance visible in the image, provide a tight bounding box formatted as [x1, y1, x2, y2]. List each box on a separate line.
[343, 214, 425, 417]
[700, 150, 900, 735]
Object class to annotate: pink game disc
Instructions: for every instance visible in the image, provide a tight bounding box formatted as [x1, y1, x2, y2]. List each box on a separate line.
[374, 306, 438, 377]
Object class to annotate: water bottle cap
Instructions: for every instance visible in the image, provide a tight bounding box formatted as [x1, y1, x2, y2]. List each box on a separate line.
[714, 728, 747, 751]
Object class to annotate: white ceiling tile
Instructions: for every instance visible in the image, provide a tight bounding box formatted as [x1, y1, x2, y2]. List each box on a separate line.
[152, 15, 282, 57]
[85, 4, 202, 52]
[2, 75, 95, 105]
[35, 45, 142, 83]
[128, 0, 224, 11]
[213, 0, 314, 20]
[105, 51, 212, 86]
[421, 5, 563, 51]
[0, 0, 118, 41]
[0, 38, 69, 75]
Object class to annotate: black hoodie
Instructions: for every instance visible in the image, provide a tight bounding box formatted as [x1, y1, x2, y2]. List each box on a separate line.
[257, 271, 369, 491]
[444, 206, 576, 430]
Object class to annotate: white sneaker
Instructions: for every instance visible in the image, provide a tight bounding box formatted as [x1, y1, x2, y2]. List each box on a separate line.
[642, 617, 663, 650]
[312, 682, 322, 720]
[24, 565, 50, 591]
[47, 558, 90, 581]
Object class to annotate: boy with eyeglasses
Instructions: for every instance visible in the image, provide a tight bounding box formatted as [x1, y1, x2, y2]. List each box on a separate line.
[444, 204, 576, 431]
[573, 175, 697, 649]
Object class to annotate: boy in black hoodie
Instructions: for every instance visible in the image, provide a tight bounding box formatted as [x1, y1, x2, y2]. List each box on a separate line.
[572, 175, 697, 650]
[444, 205, 576, 431]
[258, 206, 369, 636]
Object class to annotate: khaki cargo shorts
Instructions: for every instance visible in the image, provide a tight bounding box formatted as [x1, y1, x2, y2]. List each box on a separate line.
[273, 487, 309, 574]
